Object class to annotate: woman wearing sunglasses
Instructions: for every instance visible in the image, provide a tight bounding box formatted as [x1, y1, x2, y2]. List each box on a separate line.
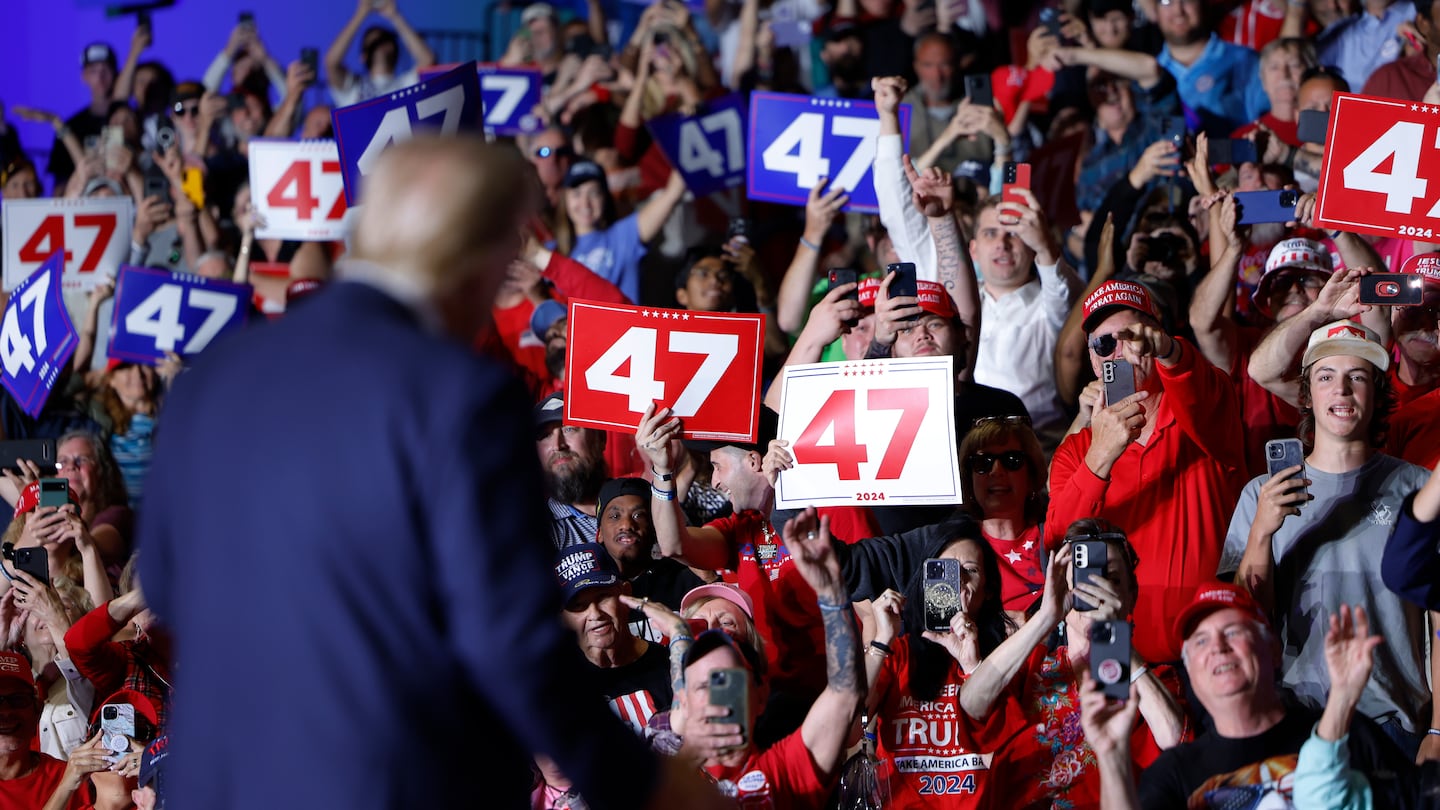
[957, 416, 1049, 627]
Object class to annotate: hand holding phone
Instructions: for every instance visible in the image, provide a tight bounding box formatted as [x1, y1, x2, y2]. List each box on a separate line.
[924, 558, 962, 631]
[1090, 621, 1132, 700]
[964, 74, 993, 109]
[1264, 438, 1308, 511]
[886, 262, 920, 323]
[1234, 190, 1300, 225]
[1359, 273, 1424, 305]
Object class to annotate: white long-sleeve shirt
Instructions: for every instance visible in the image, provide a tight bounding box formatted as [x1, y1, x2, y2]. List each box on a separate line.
[873, 134, 938, 281]
[973, 261, 1081, 445]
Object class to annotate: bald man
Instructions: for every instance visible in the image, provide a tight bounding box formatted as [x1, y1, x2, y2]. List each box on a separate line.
[138, 137, 720, 810]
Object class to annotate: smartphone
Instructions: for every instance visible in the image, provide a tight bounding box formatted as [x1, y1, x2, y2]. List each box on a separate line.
[1298, 109, 1329, 145]
[1235, 189, 1300, 225]
[300, 47, 319, 76]
[1090, 620, 1132, 700]
[1101, 358, 1136, 406]
[14, 548, 49, 587]
[100, 703, 135, 755]
[0, 439, 56, 474]
[1161, 115, 1186, 149]
[153, 122, 177, 153]
[38, 478, 70, 509]
[964, 74, 993, 109]
[1208, 138, 1258, 166]
[1002, 162, 1031, 207]
[923, 557, 962, 632]
[726, 217, 751, 245]
[887, 262, 919, 322]
[144, 172, 170, 202]
[137, 9, 151, 30]
[829, 268, 861, 327]
[1039, 6, 1064, 38]
[1359, 273, 1425, 305]
[238, 11, 255, 28]
[1265, 438, 1307, 505]
[707, 668, 749, 751]
[1071, 539, 1108, 612]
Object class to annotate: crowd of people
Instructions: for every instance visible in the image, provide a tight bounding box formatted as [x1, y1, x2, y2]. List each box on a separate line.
[4, 0, 1440, 807]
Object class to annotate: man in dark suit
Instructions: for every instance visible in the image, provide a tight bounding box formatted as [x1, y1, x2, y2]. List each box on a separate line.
[137, 136, 722, 809]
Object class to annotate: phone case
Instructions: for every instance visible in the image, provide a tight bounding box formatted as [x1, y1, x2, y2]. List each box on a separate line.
[1359, 274, 1424, 305]
[1297, 109, 1329, 145]
[924, 558, 962, 631]
[14, 548, 49, 587]
[1235, 190, 1299, 225]
[964, 75, 993, 108]
[1002, 163, 1031, 207]
[100, 703, 136, 754]
[37, 479, 70, 509]
[707, 668, 749, 750]
[0, 439, 56, 473]
[1102, 359, 1136, 406]
[1265, 438, 1308, 505]
[1071, 540, 1108, 612]
[1090, 621, 1132, 700]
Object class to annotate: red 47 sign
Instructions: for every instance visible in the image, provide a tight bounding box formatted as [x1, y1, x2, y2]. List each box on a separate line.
[775, 357, 962, 509]
[2, 197, 133, 293]
[564, 301, 764, 442]
[248, 139, 348, 241]
[1316, 92, 1440, 240]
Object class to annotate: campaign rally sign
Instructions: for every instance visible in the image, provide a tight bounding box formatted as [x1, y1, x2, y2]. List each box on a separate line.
[747, 92, 910, 214]
[0, 254, 78, 418]
[1315, 92, 1440, 240]
[107, 265, 251, 364]
[648, 93, 747, 197]
[248, 139, 349, 241]
[332, 61, 483, 205]
[2, 197, 134, 293]
[775, 356, 961, 509]
[564, 300, 764, 442]
[420, 64, 544, 135]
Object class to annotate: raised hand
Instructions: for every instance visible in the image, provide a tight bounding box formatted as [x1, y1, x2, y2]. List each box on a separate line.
[905, 154, 954, 218]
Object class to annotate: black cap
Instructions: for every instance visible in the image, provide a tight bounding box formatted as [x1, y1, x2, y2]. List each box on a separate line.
[563, 160, 607, 189]
[81, 43, 116, 69]
[683, 407, 776, 456]
[597, 477, 650, 516]
[534, 392, 565, 430]
[683, 628, 767, 682]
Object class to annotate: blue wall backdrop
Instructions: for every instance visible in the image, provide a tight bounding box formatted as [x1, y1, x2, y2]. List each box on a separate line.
[1, 0, 521, 183]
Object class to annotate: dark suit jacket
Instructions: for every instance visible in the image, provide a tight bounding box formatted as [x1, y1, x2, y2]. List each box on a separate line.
[138, 281, 657, 809]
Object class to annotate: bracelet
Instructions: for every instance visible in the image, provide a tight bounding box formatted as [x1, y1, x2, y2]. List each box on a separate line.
[1428, 729, 1440, 737]
[799, 236, 820, 252]
[866, 646, 890, 659]
[1130, 664, 1149, 684]
[1158, 339, 1179, 362]
[652, 467, 675, 482]
[869, 639, 892, 655]
[817, 599, 849, 613]
[651, 484, 676, 501]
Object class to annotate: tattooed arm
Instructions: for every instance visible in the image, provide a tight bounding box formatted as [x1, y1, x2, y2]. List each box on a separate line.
[621, 596, 693, 711]
[785, 508, 864, 780]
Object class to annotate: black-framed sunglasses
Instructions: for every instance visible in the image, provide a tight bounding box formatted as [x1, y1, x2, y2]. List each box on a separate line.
[966, 451, 1027, 475]
[1089, 333, 1119, 357]
[172, 103, 200, 118]
[535, 145, 570, 159]
[972, 414, 1032, 429]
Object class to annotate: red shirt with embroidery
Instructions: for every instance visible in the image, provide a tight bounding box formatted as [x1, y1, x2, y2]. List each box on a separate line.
[984, 644, 1185, 809]
[1045, 340, 1246, 663]
[871, 635, 1020, 808]
[984, 525, 1046, 614]
[710, 510, 827, 696]
[704, 724, 831, 810]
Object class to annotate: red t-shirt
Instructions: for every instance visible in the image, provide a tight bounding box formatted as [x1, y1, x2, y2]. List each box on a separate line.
[1232, 325, 1302, 479]
[1046, 340, 1246, 663]
[1220, 0, 1316, 51]
[1392, 367, 1440, 410]
[871, 636, 1020, 808]
[704, 724, 831, 810]
[983, 525, 1045, 614]
[0, 753, 86, 810]
[984, 645, 1183, 809]
[819, 506, 881, 545]
[1387, 386, 1440, 470]
[711, 511, 827, 696]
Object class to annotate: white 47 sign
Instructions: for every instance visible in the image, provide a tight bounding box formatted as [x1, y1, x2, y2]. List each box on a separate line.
[775, 357, 962, 508]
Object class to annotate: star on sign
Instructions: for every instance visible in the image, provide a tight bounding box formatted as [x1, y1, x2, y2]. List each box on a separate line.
[1415, 105, 1421, 112]
[1005, 550, 1023, 564]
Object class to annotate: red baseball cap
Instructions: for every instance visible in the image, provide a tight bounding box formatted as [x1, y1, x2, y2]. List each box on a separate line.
[1399, 251, 1440, 287]
[13, 480, 78, 518]
[1081, 280, 1163, 332]
[0, 650, 35, 693]
[859, 279, 956, 320]
[1173, 582, 1270, 648]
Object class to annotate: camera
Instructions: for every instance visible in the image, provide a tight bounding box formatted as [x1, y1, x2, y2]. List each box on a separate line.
[1268, 444, 1285, 460]
[1140, 233, 1185, 267]
[1279, 190, 1299, 208]
[154, 123, 177, 152]
[103, 705, 118, 721]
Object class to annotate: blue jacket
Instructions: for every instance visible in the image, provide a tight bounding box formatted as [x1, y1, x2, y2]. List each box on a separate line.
[138, 281, 657, 809]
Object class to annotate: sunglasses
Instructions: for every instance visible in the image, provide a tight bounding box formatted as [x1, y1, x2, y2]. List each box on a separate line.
[535, 145, 570, 159]
[972, 414, 1031, 429]
[1089, 333, 1119, 357]
[966, 451, 1026, 475]
[173, 103, 200, 118]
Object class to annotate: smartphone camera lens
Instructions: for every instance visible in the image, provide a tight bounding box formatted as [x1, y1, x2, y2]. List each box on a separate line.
[103, 706, 117, 720]
[1269, 445, 1283, 459]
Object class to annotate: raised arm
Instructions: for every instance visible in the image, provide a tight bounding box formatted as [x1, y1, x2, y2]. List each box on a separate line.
[961, 548, 1068, 720]
[265, 61, 316, 138]
[71, 281, 114, 375]
[762, 284, 863, 412]
[1049, 46, 1162, 89]
[786, 508, 864, 779]
[776, 179, 848, 335]
[1056, 215, 1117, 406]
[325, 0, 371, 92]
[1292, 605, 1383, 810]
[113, 22, 152, 103]
[377, 0, 437, 70]
[1189, 194, 1243, 373]
[1382, 462, 1440, 608]
[1078, 673, 1143, 810]
[1248, 267, 1370, 407]
[636, 170, 688, 243]
[872, 76, 938, 280]
[909, 155, 981, 375]
[637, 404, 734, 570]
[620, 36, 656, 131]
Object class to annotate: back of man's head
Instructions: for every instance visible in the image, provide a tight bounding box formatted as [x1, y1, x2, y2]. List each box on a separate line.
[352, 137, 533, 301]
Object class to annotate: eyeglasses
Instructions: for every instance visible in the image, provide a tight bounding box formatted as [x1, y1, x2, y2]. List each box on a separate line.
[1089, 333, 1119, 357]
[173, 103, 200, 118]
[0, 693, 33, 710]
[972, 414, 1031, 429]
[966, 451, 1027, 475]
[56, 456, 94, 472]
[534, 145, 568, 159]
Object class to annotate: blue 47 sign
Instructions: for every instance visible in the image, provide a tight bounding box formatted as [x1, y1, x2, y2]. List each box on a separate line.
[332, 62, 484, 205]
[648, 94, 747, 197]
[478, 65, 543, 135]
[107, 266, 251, 364]
[747, 93, 911, 214]
[0, 253, 78, 418]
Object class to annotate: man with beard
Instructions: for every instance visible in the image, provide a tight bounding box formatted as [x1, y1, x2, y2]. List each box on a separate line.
[594, 477, 705, 642]
[536, 393, 610, 550]
[1153, 0, 1267, 135]
[817, 23, 870, 99]
[530, 300, 568, 393]
[902, 33, 994, 174]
